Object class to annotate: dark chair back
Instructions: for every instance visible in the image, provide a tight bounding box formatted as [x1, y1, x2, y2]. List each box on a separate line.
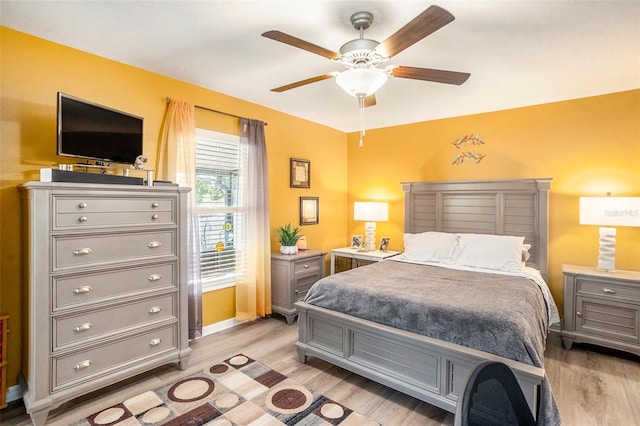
[454, 361, 536, 426]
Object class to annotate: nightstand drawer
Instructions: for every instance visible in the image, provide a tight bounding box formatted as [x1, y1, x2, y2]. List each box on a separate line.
[294, 257, 321, 273]
[577, 278, 640, 302]
[295, 272, 323, 301]
[575, 296, 638, 343]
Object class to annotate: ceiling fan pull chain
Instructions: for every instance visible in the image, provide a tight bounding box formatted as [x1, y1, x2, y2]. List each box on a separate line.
[359, 96, 365, 148]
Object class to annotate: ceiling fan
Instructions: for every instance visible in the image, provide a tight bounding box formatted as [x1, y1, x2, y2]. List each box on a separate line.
[262, 5, 470, 108]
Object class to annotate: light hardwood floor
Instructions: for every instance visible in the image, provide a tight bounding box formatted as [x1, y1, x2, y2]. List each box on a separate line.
[2, 317, 639, 425]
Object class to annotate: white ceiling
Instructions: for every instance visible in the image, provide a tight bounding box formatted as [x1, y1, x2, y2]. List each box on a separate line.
[2, 1, 639, 132]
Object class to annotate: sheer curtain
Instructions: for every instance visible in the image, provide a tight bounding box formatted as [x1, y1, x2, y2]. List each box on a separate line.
[157, 99, 202, 339]
[236, 118, 271, 320]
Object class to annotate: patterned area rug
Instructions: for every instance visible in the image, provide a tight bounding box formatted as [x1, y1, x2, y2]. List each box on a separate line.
[73, 354, 379, 425]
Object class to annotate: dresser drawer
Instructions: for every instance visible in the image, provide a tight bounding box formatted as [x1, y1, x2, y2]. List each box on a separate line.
[294, 257, 321, 274]
[54, 293, 177, 350]
[54, 196, 175, 230]
[576, 277, 640, 302]
[54, 230, 176, 270]
[575, 296, 639, 343]
[53, 324, 177, 391]
[53, 263, 176, 311]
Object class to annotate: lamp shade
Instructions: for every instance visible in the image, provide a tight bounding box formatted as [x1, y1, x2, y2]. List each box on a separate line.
[336, 68, 388, 97]
[579, 197, 640, 227]
[354, 201, 388, 222]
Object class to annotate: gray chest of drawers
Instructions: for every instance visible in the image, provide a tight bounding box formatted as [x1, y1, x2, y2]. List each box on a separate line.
[18, 182, 192, 426]
[271, 250, 326, 324]
[561, 264, 640, 356]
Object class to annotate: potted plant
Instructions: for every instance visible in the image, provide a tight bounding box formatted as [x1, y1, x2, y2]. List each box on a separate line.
[275, 223, 302, 255]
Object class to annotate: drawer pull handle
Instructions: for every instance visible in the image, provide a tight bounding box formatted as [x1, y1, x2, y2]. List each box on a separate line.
[151, 214, 159, 220]
[73, 286, 93, 294]
[73, 248, 93, 256]
[74, 360, 92, 370]
[602, 288, 617, 294]
[149, 338, 162, 346]
[148, 306, 162, 314]
[73, 323, 93, 332]
[78, 216, 88, 223]
[78, 202, 88, 209]
[576, 311, 582, 316]
[152, 202, 159, 208]
[148, 274, 162, 282]
[303, 264, 310, 269]
[148, 241, 162, 248]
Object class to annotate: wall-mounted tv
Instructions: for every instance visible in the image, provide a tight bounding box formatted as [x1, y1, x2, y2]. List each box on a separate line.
[57, 92, 143, 165]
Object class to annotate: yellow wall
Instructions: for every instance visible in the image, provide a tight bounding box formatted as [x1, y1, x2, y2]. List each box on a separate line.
[0, 27, 347, 388]
[346, 89, 640, 312]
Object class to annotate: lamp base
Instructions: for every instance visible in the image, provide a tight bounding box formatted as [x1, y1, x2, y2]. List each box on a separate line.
[596, 227, 616, 272]
[362, 221, 377, 252]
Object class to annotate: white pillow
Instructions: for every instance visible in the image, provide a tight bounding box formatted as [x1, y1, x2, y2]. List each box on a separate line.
[453, 233, 525, 272]
[522, 243, 532, 262]
[403, 232, 458, 263]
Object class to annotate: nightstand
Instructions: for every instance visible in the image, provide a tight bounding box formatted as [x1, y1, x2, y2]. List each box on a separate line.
[330, 247, 401, 275]
[561, 264, 640, 356]
[271, 250, 326, 324]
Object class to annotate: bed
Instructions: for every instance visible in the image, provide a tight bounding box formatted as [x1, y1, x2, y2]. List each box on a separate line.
[294, 178, 560, 424]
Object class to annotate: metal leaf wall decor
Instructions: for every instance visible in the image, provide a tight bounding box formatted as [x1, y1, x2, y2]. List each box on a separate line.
[451, 134, 486, 165]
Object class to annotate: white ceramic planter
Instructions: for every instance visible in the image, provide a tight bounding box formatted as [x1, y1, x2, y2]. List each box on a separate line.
[280, 245, 298, 255]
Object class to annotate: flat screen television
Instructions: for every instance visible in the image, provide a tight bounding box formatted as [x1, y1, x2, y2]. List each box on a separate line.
[57, 92, 143, 165]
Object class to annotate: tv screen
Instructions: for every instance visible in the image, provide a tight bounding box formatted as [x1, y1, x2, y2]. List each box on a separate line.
[57, 92, 143, 165]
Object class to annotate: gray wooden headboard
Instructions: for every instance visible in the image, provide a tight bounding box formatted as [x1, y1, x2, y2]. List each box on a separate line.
[402, 178, 552, 281]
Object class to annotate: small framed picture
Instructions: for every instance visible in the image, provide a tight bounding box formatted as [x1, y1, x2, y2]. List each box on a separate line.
[351, 235, 363, 249]
[290, 158, 310, 188]
[300, 196, 319, 225]
[379, 237, 390, 252]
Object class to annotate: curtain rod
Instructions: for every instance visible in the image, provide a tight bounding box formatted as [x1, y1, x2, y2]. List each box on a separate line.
[165, 97, 267, 125]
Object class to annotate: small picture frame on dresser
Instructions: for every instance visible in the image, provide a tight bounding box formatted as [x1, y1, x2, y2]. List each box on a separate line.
[351, 235, 362, 249]
[379, 237, 390, 252]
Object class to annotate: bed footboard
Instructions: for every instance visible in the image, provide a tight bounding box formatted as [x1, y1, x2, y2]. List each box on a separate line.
[295, 301, 544, 416]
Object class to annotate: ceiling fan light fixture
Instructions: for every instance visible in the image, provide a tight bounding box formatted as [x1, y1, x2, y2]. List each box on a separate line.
[335, 68, 388, 97]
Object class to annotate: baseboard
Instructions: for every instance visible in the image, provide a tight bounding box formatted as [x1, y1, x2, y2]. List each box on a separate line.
[201, 318, 246, 337]
[5, 384, 22, 403]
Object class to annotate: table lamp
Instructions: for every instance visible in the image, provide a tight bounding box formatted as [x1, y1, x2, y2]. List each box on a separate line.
[354, 201, 388, 252]
[579, 196, 640, 271]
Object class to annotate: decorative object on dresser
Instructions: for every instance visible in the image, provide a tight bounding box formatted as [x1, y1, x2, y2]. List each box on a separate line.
[353, 201, 388, 251]
[561, 264, 639, 356]
[275, 223, 302, 255]
[18, 182, 192, 426]
[330, 246, 400, 275]
[579, 196, 640, 271]
[270, 250, 326, 324]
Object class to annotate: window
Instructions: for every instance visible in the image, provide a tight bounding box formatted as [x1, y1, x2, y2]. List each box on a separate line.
[195, 128, 246, 291]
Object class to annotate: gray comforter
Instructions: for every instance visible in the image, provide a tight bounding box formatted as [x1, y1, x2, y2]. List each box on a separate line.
[303, 260, 561, 425]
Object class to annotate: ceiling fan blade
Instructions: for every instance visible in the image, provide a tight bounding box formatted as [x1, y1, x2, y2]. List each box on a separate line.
[391, 66, 470, 85]
[376, 5, 455, 59]
[364, 94, 376, 107]
[262, 30, 340, 60]
[270, 74, 336, 92]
